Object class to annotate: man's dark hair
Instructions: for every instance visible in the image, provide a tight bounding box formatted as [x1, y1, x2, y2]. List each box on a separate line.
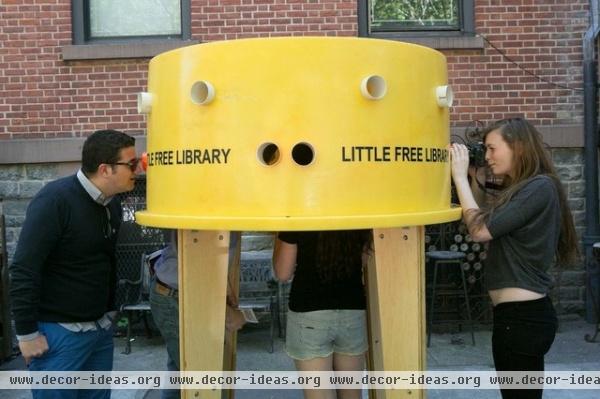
[81, 129, 135, 175]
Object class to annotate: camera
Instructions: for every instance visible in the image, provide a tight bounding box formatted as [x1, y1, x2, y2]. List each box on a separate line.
[467, 142, 486, 167]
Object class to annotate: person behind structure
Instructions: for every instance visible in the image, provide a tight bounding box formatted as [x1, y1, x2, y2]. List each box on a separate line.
[150, 230, 246, 399]
[274, 230, 372, 399]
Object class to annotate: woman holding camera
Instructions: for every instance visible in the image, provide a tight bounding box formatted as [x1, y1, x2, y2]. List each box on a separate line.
[450, 117, 578, 399]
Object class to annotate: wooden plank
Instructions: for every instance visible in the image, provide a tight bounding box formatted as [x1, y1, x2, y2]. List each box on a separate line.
[179, 230, 230, 399]
[366, 227, 426, 399]
[223, 232, 241, 399]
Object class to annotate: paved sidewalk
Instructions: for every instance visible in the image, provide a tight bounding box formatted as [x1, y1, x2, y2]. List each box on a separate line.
[2, 316, 600, 398]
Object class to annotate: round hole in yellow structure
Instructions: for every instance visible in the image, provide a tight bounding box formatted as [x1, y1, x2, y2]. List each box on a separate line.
[257, 142, 280, 166]
[291, 142, 315, 166]
[360, 75, 387, 100]
[190, 80, 215, 105]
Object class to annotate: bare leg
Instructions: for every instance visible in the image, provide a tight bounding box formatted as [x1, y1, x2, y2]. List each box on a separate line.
[333, 352, 365, 399]
[295, 356, 336, 399]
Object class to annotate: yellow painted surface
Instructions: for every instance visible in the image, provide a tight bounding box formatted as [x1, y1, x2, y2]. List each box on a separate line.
[136, 37, 461, 231]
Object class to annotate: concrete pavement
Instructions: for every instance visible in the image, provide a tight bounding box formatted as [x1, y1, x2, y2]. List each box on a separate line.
[2, 315, 600, 399]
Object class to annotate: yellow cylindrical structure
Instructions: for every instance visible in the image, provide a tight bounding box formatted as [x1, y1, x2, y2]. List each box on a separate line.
[136, 37, 461, 230]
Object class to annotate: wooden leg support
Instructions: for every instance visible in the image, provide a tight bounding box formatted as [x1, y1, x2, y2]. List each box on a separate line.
[179, 230, 232, 399]
[366, 227, 426, 399]
[176, 227, 426, 399]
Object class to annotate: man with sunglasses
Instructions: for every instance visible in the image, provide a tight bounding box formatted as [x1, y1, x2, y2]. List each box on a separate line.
[9, 129, 138, 399]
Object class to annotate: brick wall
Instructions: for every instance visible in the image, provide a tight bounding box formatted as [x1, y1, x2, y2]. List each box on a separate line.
[448, 0, 587, 127]
[1, 0, 148, 139]
[0, 0, 588, 139]
[192, 0, 358, 40]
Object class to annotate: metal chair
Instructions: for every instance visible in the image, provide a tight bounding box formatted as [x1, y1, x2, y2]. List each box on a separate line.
[239, 250, 279, 353]
[427, 250, 475, 347]
[118, 249, 162, 354]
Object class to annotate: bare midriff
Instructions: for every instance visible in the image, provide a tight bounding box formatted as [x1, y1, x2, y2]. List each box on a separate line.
[489, 287, 545, 306]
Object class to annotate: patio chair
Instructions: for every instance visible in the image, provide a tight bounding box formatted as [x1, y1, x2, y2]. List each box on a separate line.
[118, 249, 162, 354]
[238, 250, 279, 353]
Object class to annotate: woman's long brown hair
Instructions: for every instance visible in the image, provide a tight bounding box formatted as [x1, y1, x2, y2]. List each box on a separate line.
[315, 230, 373, 282]
[472, 118, 578, 266]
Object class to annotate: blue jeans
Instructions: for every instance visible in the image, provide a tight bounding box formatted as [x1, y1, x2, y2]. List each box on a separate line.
[29, 322, 114, 399]
[150, 279, 180, 399]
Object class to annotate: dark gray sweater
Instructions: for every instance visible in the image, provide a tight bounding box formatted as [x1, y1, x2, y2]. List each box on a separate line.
[9, 175, 121, 335]
[486, 175, 560, 294]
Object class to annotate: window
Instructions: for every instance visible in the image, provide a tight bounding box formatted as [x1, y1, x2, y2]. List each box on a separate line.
[358, 0, 479, 49]
[72, 0, 191, 44]
[371, 0, 460, 32]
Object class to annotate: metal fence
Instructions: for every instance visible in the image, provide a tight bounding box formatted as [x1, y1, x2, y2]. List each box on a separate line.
[425, 221, 491, 327]
[115, 176, 168, 307]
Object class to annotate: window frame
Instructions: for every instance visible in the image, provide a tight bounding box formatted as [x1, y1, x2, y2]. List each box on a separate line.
[358, 0, 475, 39]
[72, 0, 191, 45]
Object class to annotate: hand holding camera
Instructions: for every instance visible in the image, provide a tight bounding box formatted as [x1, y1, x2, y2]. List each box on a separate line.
[466, 142, 486, 168]
[450, 144, 471, 184]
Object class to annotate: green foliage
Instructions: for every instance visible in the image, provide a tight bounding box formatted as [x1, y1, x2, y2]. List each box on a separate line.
[371, 0, 458, 27]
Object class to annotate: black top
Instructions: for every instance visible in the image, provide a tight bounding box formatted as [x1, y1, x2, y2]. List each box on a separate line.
[278, 231, 366, 312]
[486, 175, 559, 293]
[9, 175, 121, 335]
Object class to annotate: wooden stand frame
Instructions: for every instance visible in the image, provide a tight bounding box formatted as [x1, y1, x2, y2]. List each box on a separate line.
[178, 227, 426, 399]
[179, 230, 236, 399]
[367, 227, 426, 399]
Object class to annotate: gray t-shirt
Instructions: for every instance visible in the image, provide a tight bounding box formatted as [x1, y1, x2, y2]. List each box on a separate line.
[485, 175, 560, 294]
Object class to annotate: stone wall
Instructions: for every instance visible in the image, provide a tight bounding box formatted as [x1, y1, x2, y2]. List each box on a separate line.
[0, 164, 62, 258]
[552, 148, 587, 314]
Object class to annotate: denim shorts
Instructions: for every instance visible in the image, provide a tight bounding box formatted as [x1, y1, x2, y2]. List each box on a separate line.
[285, 309, 368, 360]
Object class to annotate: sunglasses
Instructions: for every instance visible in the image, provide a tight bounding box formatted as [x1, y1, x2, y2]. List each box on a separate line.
[109, 158, 139, 172]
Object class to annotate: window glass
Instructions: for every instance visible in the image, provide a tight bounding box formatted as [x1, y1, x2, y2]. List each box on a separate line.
[370, 0, 459, 31]
[89, 0, 181, 38]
